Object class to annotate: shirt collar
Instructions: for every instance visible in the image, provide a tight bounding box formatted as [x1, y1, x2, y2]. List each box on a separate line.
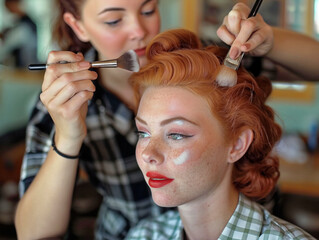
[219, 193, 264, 239]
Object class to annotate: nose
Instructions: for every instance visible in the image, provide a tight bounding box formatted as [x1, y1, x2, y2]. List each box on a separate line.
[140, 139, 164, 165]
[129, 15, 147, 40]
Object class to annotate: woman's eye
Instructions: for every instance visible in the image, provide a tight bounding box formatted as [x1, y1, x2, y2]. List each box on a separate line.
[141, 8, 156, 16]
[104, 19, 122, 26]
[168, 133, 191, 141]
[136, 131, 150, 139]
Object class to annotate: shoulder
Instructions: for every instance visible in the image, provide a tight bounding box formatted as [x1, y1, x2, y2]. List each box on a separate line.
[260, 209, 316, 239]
[125, 210, 182, 240]
[228, 194, 315, 240]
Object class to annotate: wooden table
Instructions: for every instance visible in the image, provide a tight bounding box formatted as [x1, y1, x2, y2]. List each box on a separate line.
[279, 153, 319, 197]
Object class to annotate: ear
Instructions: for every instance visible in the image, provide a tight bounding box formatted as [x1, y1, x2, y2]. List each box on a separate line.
[228, 128, 254, 163]
[63, 12, 90, 42]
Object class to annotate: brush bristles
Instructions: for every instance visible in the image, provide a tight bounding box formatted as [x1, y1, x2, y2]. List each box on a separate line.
[117, 50, 140, 72]
[216, 65, 238, 87]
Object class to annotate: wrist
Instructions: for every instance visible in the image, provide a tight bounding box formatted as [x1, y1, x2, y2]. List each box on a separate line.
[52, 133, 83, 158]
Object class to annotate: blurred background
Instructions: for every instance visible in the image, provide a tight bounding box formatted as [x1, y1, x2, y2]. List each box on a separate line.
[0, 0, 318, 239]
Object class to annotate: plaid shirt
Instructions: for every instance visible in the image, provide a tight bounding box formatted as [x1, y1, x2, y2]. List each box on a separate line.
[19, 73, 164, 239]
[125, 193, 315, 240]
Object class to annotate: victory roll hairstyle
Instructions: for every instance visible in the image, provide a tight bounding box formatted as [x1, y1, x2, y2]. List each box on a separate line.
[130, 29, 282, 200]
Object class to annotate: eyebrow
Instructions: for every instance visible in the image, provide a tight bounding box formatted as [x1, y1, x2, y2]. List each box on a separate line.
[98, 8, 124, 15]
[135, 116, 198, 127]
[98, 0, 153, 15]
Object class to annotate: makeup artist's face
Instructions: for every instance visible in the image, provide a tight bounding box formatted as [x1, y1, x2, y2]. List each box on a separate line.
[135, 86, 233, 207]
[76, 0, 160, 67]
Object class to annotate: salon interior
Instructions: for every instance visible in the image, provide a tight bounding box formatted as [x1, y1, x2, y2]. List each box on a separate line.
[0, 0, 318, 239]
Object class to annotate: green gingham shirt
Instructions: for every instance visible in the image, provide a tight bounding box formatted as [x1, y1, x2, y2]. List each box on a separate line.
[125, 193, 315, 240]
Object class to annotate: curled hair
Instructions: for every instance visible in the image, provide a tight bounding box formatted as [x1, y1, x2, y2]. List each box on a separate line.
[52, 0, 91, 53]
[130, 29, 282, 200]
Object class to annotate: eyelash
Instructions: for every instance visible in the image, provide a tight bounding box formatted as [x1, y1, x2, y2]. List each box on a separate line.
[136, 131, 192, 141]
[136, 131, 150, 139]
[168, 133, 192, 140]
[104, 7, 156, 26]
[104, 19, 121, 26]
[141, 9, 156, 16]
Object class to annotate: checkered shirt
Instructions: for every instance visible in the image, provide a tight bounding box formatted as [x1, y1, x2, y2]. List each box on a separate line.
[125, 193, 315, 240]
[19, 76, 164, 239]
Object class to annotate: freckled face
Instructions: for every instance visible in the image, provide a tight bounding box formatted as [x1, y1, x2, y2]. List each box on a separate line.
[77, 0, 160, 66]
[135, 87, 233, 207]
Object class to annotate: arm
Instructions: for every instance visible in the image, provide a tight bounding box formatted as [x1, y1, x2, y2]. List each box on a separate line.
[14, 51, 97, 239]
[217, 3, 319, 81]
[267, 27, 319, 81]
[15, 141, 80, 239]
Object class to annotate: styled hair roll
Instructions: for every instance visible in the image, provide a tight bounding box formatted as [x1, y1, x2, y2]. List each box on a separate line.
[130, 29, 282, 200]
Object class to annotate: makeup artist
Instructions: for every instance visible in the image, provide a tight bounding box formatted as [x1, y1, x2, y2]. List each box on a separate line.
[14, 1, 319, 239]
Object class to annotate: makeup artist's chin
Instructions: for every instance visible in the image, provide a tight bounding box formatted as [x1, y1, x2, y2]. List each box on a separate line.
[134, 48, 147, 67]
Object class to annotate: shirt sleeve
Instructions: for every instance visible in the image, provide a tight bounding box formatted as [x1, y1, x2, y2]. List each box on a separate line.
[19, 98, 55, 197]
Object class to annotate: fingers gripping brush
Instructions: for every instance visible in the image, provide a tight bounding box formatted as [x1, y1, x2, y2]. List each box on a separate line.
[216, 0, 263, 87]
[28, 50, 140, 72]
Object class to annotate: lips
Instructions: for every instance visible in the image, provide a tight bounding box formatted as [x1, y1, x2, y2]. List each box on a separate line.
[134, 47, 146, 57]
[146, 172, 174, 188]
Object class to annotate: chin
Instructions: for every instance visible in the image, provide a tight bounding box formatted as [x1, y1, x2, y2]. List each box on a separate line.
[138, 56, 148, 68]
[152, 193, 179, 208]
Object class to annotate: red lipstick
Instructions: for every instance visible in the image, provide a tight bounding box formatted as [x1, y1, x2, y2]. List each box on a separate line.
[146, 172, 174, 188]
[134, 47, 146, 57]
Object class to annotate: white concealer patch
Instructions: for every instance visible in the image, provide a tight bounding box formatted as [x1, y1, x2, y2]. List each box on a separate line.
[173, 151, 190, 165]
[174, 120, 184, 126]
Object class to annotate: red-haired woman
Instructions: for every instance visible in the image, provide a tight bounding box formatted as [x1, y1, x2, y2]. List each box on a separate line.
[15, 0, 319, 239]
[127, 29, 315, 239]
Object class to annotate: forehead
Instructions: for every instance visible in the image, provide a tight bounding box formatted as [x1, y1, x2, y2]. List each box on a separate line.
[82, 0, 153, 11]
[137, 86, 217, 124]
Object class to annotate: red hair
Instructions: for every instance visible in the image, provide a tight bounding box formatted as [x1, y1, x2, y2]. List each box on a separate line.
[130, 29, 282, 200]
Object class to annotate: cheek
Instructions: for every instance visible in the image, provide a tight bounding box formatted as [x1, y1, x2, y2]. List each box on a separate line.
[135, 142, 145, 166]
[98, 33, 127, 59]
[173, 142, 225, 179]
[86, 26, 128, 59]
[172, 150, 190, 166]
[147, 17, 161, 37]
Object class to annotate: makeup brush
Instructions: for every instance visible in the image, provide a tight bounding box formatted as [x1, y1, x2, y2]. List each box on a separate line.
[28, 50, 140, 72]
[216, 0, 263, 87]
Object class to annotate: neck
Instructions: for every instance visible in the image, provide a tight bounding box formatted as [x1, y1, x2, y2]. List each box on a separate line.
[178, 169, 239, 240]
[98, 68, 136, 111]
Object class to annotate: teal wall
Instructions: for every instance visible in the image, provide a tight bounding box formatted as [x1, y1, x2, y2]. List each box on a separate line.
[0, 76, 41, 135]
[268, 84, 319, 134]
[159, 0, 182, 31]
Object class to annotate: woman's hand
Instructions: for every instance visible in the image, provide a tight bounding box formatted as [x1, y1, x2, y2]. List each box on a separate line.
[217, 2, 274, 59]
[40, 51, 97, 152]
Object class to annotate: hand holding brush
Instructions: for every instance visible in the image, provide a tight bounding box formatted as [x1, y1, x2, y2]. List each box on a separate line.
[216, 0, 263, 87]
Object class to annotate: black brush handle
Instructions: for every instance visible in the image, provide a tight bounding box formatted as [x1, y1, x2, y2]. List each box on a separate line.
[28, 61, 69, 70]
[28, 64, 47, 70]
[248, 0, 263, 18]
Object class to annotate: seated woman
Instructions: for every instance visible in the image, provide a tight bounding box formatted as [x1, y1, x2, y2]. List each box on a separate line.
[126, 29, 315, 239]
